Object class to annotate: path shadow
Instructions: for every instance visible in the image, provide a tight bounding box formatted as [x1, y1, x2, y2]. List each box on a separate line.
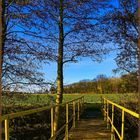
[81, 103, 103, 119]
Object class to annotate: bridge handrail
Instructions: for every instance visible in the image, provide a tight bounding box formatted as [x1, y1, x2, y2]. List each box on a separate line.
[2, 96, 84, 140]
[2, 96, 83, 120]
[102, 97, 139, 140]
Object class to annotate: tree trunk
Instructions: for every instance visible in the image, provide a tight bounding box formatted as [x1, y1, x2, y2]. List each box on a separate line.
[0, 0, 3, 139]
[54, 0, 64, 135]
[138, 0, 140, 139]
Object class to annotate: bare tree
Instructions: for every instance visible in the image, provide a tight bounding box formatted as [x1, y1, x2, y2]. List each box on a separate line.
[102, 0, 138, 73]
[21, 0, 111, 133]
[55, 0, 111, 133]
[2, 0, 111, 134]
[2, 0, 54, 91]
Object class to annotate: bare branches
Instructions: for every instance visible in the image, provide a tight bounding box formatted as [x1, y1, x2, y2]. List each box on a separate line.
[1, 1, 56, 91]
[2, 0, 112, 92]
[63, 54, 78, 64]
[102, 0, 138, 73]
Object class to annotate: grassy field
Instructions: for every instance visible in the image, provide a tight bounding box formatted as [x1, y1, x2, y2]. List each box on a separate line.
[62, 93, 138, 103]
[2, 93, 138, 107]
[2, 94, 55, 107]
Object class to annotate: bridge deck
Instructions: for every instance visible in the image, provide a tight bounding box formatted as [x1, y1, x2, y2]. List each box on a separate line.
[68, 104, 111, 140]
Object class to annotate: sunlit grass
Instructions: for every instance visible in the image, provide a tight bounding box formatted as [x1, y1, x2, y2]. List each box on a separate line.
[2, 94, 55, 107]
[2, 93, 138, 107]
[62, 93, 138, 103]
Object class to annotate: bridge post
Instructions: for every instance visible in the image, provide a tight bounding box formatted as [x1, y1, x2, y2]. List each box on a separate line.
[78, 100, 80, 121]
[82, 97, 84, 113]
[51, 107, 54, 137]
[111, 105, 114, 140]
[73, 101, 76, 128]
[65, 103, 69, 140]
[5, 119, 9, 140]
[80, 98, 82, 115]
[121, 110, 124, 140]
[107, 101, 109, 129]
[103, 99, 106, 121]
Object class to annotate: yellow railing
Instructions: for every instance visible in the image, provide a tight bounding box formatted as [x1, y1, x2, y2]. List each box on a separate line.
[102, 98, 139, 140]
[2, 96, 84, 140]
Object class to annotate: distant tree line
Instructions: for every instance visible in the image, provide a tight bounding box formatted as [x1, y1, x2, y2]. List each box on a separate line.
[62, 73, 138, 94]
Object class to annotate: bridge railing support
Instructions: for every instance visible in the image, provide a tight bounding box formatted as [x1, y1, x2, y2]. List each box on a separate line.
[2, 96, 84, 140]
[121, 109, 124, 140]
[73, 101, 76, 128]
[51, 107, 54, 137]
[102, 98, 139, 140]
[103, 99, 106, 121]
[65, 103, 69, 140]
[77, 101, 80, 121]
[5, 119, 9, 140]
[106, 102, 109, 129]
[111, 104, 114, 140]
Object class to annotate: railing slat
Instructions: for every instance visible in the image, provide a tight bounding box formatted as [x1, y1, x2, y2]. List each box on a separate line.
[107, 102, 109, 129]
[104, 99, 106, 121]
[121, 110, 125, 140]
[65, 103, 69, 140]
[77, 101, 80, 121]
[51, 107, 54, 137]
[5, 119, 9, 140]
[111, 104, 114, 140]
[73, 101, 76, 128]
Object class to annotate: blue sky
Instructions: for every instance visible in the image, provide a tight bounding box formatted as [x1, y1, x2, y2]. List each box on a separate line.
[42, 50, 119, 85]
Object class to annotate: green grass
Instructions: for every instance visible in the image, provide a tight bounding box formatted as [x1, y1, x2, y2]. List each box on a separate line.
[62, 93, 138, 103]
[2, 93, 138, 107]
[2, 94, 55, 107]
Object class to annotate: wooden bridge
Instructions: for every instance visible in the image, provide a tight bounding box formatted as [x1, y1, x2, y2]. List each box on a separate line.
[2, 96, 139, 140]
[68, 103, 111, 140]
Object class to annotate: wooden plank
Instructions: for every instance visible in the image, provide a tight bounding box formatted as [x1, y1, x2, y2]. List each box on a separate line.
[68, 106, 111, 140]
[69, 119, 111, 140]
